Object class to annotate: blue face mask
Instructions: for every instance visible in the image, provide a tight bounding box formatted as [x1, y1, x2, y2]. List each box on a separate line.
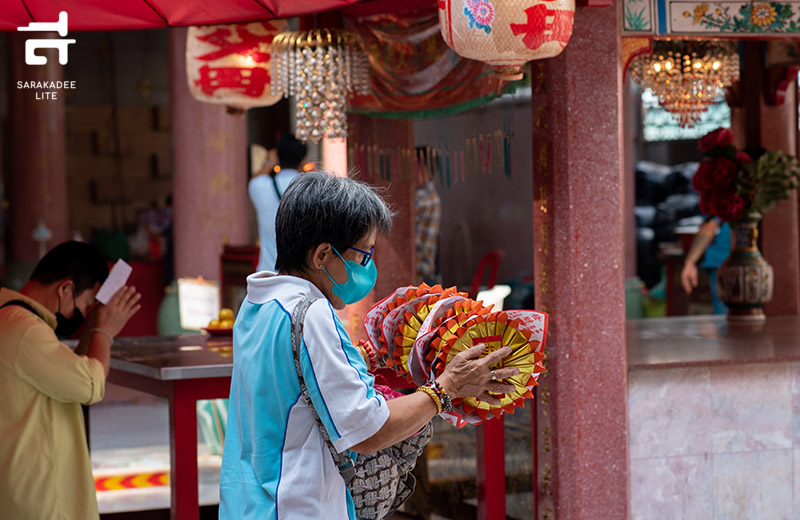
[323, 247, 377, 304]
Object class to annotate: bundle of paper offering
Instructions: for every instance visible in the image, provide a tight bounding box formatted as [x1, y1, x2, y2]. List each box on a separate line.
[363, 284, 548, 427]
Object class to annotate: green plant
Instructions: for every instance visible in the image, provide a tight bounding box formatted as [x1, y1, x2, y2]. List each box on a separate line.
[692, 128, 800, 223]
[743, 149, 800, 215]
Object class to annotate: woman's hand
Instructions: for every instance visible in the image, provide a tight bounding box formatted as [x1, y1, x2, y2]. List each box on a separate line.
[436, 344, 519, 405]
[354, 344, 520, 453]
[681, 262, 698, 294]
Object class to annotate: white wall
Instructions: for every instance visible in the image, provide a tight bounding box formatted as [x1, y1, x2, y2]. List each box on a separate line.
[413, 87, 534, 290]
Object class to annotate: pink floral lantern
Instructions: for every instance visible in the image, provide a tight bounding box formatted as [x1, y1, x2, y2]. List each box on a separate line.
[438, 0, 575, 81]
[186, 20, 287, 109]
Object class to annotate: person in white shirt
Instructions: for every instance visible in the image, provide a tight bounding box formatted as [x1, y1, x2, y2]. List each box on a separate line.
[249, 134, 308, 272]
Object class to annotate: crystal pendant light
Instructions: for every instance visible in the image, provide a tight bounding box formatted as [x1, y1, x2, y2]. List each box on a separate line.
[631, 40, 740, 128]
[271, 29, 370, 143]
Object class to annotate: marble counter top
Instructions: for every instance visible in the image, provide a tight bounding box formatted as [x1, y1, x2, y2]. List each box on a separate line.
[627, 315, 800, 370]
[109, 334, 232, 380]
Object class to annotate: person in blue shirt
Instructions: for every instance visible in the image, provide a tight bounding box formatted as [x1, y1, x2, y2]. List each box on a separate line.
[220, 172, 518, 519]
[680, 217, 731, 314]
[248, 134, 308, 272]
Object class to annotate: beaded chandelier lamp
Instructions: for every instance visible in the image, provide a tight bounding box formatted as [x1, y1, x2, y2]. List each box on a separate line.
[271, 28, 370, 143]
[631, 40, 740, 128]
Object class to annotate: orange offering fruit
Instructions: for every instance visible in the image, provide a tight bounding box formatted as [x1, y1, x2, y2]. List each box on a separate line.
[219, 319, 234, 329]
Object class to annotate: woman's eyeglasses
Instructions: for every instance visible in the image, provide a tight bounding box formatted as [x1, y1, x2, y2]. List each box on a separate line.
[348, 246, 375, 266]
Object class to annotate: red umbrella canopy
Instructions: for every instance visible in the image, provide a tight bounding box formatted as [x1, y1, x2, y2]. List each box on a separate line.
[0, 0, 369, 31]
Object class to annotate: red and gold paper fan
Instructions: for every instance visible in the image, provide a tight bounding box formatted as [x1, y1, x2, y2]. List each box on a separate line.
[407, 294, 471, 385]
[382, 288, 467, 379]
[364, 284, 549, 426]
[432, 310, 547, 422]
[427, 299, 493, 368]
[377, 283, 440, 357]
[363, 285, 415, 367]
[390, 287, 466, 380]
[364, 283, 440, 367]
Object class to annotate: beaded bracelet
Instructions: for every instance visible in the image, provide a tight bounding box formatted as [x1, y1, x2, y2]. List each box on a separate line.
[416, 385, 443, 414]
[358, 339, 379, 371]
[364, 343, 378, 369]
[426, 379, 453, 412]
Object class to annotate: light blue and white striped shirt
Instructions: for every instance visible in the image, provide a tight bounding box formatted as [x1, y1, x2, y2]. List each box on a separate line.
[219, 273, 389, 519]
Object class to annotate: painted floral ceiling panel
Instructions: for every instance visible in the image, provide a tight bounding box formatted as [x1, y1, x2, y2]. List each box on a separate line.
[623, 0, 800, 35]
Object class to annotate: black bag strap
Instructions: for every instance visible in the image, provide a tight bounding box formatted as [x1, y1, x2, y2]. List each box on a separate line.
[1, 299, 43, 320]
[271, 172, 283, 201]
[290, 295, 358, 485]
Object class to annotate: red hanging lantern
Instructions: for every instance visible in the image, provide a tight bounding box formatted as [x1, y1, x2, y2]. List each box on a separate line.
[438, 0, 575, 81]
[186, 20, 287, 109]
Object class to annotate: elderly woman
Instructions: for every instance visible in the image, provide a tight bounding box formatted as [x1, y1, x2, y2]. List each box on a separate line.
[220, 172, 517, 519]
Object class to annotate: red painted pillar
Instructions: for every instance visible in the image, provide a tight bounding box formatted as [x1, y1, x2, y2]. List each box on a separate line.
[623, 77, 638, 278]
[169, 28, 250, 280]
[760, 87, 799, 316]
[0, 68, 4, 267]
[531, 5, 629, 519]
[8, 33, 69, 262]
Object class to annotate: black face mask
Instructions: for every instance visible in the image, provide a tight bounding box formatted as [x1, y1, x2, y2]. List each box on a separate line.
[55, 287, 85, 338]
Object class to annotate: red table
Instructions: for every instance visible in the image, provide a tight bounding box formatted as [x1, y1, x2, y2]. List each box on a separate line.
[107, 335, 233, 520]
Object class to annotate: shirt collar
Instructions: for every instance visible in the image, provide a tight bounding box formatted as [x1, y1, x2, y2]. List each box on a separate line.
[245, 272, 326, 305]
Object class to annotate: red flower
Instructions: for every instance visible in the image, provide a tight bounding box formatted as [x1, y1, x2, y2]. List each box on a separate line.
[699, 189, 714, 216]
[698, 128, 734, 152]
[692, 161, 714, 191]
[735, 151, 752, 163]
[724, 193, 745, 222]
[710, 157, 737, 188]
[710, 189, 744, 222]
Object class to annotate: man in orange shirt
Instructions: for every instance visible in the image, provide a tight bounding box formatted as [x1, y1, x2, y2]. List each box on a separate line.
[0, 241, 141, 519]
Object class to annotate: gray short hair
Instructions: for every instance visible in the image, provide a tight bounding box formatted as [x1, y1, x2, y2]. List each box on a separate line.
[275, 172, 393, 273]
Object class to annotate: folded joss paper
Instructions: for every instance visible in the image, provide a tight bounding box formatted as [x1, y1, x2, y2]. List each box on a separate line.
[363, 284, 548, 427]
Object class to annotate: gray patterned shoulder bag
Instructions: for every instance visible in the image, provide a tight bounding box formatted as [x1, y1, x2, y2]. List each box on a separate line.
[291, 296, 432, 520]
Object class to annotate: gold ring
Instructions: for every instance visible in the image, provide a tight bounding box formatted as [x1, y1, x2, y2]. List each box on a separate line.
[491, 370, 497, 381]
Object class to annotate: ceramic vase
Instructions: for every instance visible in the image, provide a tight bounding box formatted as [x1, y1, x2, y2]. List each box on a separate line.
[716, 214, 773, 322]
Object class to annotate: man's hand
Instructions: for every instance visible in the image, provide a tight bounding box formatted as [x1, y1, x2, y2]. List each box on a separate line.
[681, 262, 698, 294]
[94, 286, 141, 337]
[77, 286, 141, 377]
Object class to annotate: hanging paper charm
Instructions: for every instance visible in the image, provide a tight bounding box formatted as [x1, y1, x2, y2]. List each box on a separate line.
[438, 0, 575, 80]
[186, 20, 287, 109]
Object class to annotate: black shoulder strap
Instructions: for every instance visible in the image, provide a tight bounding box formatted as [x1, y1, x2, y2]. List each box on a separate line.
[1, 299, 43, 320]
[271, 172, 283, 200]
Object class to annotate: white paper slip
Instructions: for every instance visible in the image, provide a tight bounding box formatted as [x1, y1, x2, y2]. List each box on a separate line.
[96, 259, 133, 304]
